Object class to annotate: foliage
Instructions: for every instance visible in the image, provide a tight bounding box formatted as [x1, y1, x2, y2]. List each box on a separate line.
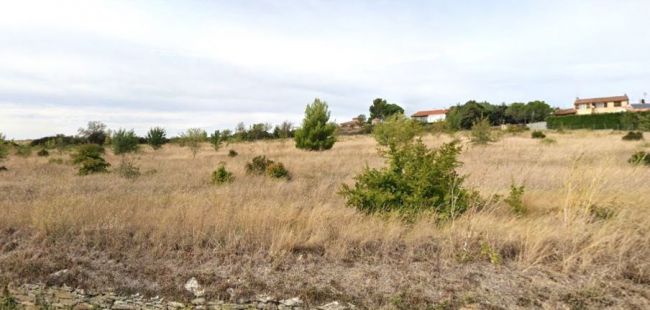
[531, 130, 546, 139]
[272, 121, 294, 139]
[30, 134, 85, 148]
[1, 285, 18, 310]
[447, 100, 552, 130]
[112, 129, 140, 155]
[622, 131, 643, 141]
[179, 128, 207, 158]
[0, 133, 10, 162]
[73, 144, 110, 175]
[340, 135, 478, 220]
[212, 163, 234, 184]
[470, 118, 494, 144]
[209, 130, 223, 151]
[628, 151, 650, 166]
[37, 148, 49, 157]
[372, 114, 422, 152]
[505, 124, 529, 134]
[369, 98, 405, 121]
[146, 127, 167, 150]
[266, 162, 290, 179]
[228, 149, 238, 157]
[547, 111, 650, 130]
[505, 100, 553, 124]
[245, 155, 274, 175]
[78, 121, 108, 144]
[480, 242, 503, 265]
[504, 183, 526, 215]
[14, 144, 32, 157]
[116, 158, 141, 179]
[294, 98, 337, 151]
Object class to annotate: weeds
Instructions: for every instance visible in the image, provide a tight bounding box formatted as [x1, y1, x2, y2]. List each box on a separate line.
[212, 163, 234, 185]
[531, 131, 546, 139]
[504, 183, 526, 215]
[116, 158, 141, 179]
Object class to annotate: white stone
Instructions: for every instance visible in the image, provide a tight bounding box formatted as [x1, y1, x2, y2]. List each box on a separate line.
[184, 277, 205, 297]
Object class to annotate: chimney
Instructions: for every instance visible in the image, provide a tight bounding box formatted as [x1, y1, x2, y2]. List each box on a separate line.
[642, 99, 646, 104]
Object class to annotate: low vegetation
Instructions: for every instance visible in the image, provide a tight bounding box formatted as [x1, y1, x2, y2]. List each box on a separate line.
[211, 163, 234, 184]
[622, 131, 643, 141]
[531, 130, 546, 139]
[146, 127, 167, 150]
[112, 129, 140, 155]
[469, 118, 494, 144]
[629, 151, 650, 166]
[72, 144, 110, 175]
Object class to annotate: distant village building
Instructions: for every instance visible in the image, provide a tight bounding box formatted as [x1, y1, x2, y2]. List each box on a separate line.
[630, 99, 650, 111]
[411, 109, 448, 123]
[574, 95, 629, 115]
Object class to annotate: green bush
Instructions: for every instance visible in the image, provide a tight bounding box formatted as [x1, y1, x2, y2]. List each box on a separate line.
[146, 127, 167, 150]
[504, 183, 526, 215]
[212, 163, 234, 184]
[1, 285, 18, 310]
[547, 111, 650, 130]
[294, 98, 337, 151]
[340, 138, 479, 221]
[180, 128, 207, 158]
[116, 158, 141, 179]
[0, 133, 9, 162]
[245, 155, 274, 175]
[372, 114, 421, 151]
[505, 124, 529, 134]
[112, 129, 140, 155]
[470, 118, 494, 144]
[15, 144, 32, 157]
[228, 149, 238, 157]
[37, 148, 49, 157]
[266, 162, 290, 179]
[622, 131, 643, 141]
[531, 131, 546, 139]
[73, 144, 110, 175]
[209, 130, 223, 151]
[629, 151, 650, 166]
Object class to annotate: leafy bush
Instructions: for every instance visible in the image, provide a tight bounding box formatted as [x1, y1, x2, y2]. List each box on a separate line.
[340, 137, 478, 221]
[73, 144, 110, 175]
[212, 163, 234, 185]
[0, 133, 9, 162]
[37, 148, 49, 157]
[146, 127, 167, 150]
[209, 130, 223, 151]
[470, 118, 494, 144]
[112, 129, 140, 155]
[622, 131, 643, 141]
[504, 183, 526, 215]
[1, 285, 18, 310]
[372, 114, 421, 152]
[116, 158, 141, 179]
[531, 130, 546, 139]
[294, 98, 337, 151]
[629, 151, 650, 166]
[14, 144, 32, 157]
[245, 155, 274, 175]
[266, 162, 290, 179]
[180, 128, 207, 158]
[78, 121, 108, 144]
[228, 149, 238, 157]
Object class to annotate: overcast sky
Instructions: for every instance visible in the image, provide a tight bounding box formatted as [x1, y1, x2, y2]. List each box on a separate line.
[1, 0, 649, 139]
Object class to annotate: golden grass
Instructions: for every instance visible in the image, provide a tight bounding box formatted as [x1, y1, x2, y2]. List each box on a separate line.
[1, 130, 649, 306]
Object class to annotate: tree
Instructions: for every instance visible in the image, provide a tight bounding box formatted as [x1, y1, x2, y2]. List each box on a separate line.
[180, 128, 207, 158]
[146, 127, 167, 150]
[369, 98, 404, 121]
[0, 133, 9, 163]
[209, 130, 222, 151]
[294, 98, 337, 151]
[525, 100, 553, 122]
[446, 101, 492, 130]
[273, 121, 293, 139]
[470, 117, 494, 144]
[356, 114, 367, 123]
[112, 129, 140, 155]
[505, 102, 528, 124]
[78, 121, 107, 145]
[372, 114, 422, 153]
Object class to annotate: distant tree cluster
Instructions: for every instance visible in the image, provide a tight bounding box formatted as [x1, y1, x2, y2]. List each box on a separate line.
[446, 100, 553, 130]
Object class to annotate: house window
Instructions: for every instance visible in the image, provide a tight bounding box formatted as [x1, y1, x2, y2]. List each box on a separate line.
[614, 101, 621, 107]
[595, 103, 605, 108]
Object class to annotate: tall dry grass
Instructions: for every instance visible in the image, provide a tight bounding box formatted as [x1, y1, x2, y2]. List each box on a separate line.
[0, 130, 648, 305]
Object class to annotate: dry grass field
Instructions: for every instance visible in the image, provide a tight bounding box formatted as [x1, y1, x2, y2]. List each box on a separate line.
[1, 130, 649, 308]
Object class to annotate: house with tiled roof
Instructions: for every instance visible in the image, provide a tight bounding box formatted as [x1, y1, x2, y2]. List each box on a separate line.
[411, 109, 448, 123]
[574, 95, 629, 115]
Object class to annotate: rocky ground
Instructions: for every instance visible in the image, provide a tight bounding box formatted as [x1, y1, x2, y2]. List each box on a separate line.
[3, 282, 356, 310]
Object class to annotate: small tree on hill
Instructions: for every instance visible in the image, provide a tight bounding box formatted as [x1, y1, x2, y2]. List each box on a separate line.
[294, 98, 337, 151]
[0, 133, 9, 166]
[78, 121, 108, 145]
[180, 128, 207, 158]
[209, 130, 222, 151]
[369, 98, 404, 121]
[470, 117, 495, 145]
[146, 127, 167, 150]
[112, 129, 140, 155]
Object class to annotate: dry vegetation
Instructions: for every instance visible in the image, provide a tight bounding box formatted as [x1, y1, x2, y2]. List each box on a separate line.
[1, 131, 649, 308]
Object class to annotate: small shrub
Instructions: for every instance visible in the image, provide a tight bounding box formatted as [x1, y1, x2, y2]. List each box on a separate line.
[15, 144, 32, 157]
[622, 131, 643, 141]
[245, 155, 274, 175]
[480, 242, 503, 265]
[0, 133, 9, 162]
[589, 205, 615, 221]
[266, 162, 290, 179]
[629, 151, 650, 166]
[531, 130, 546, 139]
[209, 130, 223, 151]
[470, 118, 494, 145]
[116, 159, 141, 179]
[73, 144, 110, 175]
[373, 114, 421, 151]
[212, 163, 234, 185]
[504, 183, 526, 215]
[146, 127, 167, 150]
[1, 285, 18, 310]
[48, 158, 64, 165]
[228, 149, 238, 157]
[180, 128, 207, 158]
[112, 129, 140, 155]
[37, 148, 49, 157]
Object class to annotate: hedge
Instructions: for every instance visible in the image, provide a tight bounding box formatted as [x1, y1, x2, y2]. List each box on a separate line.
[547, 111, 650, 130]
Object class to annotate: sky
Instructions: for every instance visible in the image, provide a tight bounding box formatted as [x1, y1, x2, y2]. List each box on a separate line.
[1, 0, 649, 139]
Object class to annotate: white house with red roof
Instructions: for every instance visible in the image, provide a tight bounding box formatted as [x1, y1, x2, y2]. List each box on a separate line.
[411, 109, 448, 123]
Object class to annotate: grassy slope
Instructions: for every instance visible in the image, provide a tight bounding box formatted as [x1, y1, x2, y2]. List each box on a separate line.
[0, 131, 648, 308]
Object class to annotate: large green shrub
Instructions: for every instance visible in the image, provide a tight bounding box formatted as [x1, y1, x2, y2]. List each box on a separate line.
[547, 111, 650, 130]
[112, 129, 140, 155]
[209, 130, 223, 151]
[73, 144, 110, 175]
[245, 155, 274, 175]
[341, 139, 478, 220]
[146, 127, 167, 150]
[294, 98, 337, 151]
[372, 114, 421, 152]
[470, 118, 494, 144]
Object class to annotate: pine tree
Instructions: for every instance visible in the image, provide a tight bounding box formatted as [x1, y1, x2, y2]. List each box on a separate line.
[294, 98, 337, 151]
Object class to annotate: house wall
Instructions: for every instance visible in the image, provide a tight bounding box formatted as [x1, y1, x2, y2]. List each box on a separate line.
[575, 101, 628, 115]
[427, 114, 446, 123]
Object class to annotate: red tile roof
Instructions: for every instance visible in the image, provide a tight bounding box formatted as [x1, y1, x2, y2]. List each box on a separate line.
[574, 95, 628, 105]
[554, 108, 576, 116]
[411, 109, 448, 117]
